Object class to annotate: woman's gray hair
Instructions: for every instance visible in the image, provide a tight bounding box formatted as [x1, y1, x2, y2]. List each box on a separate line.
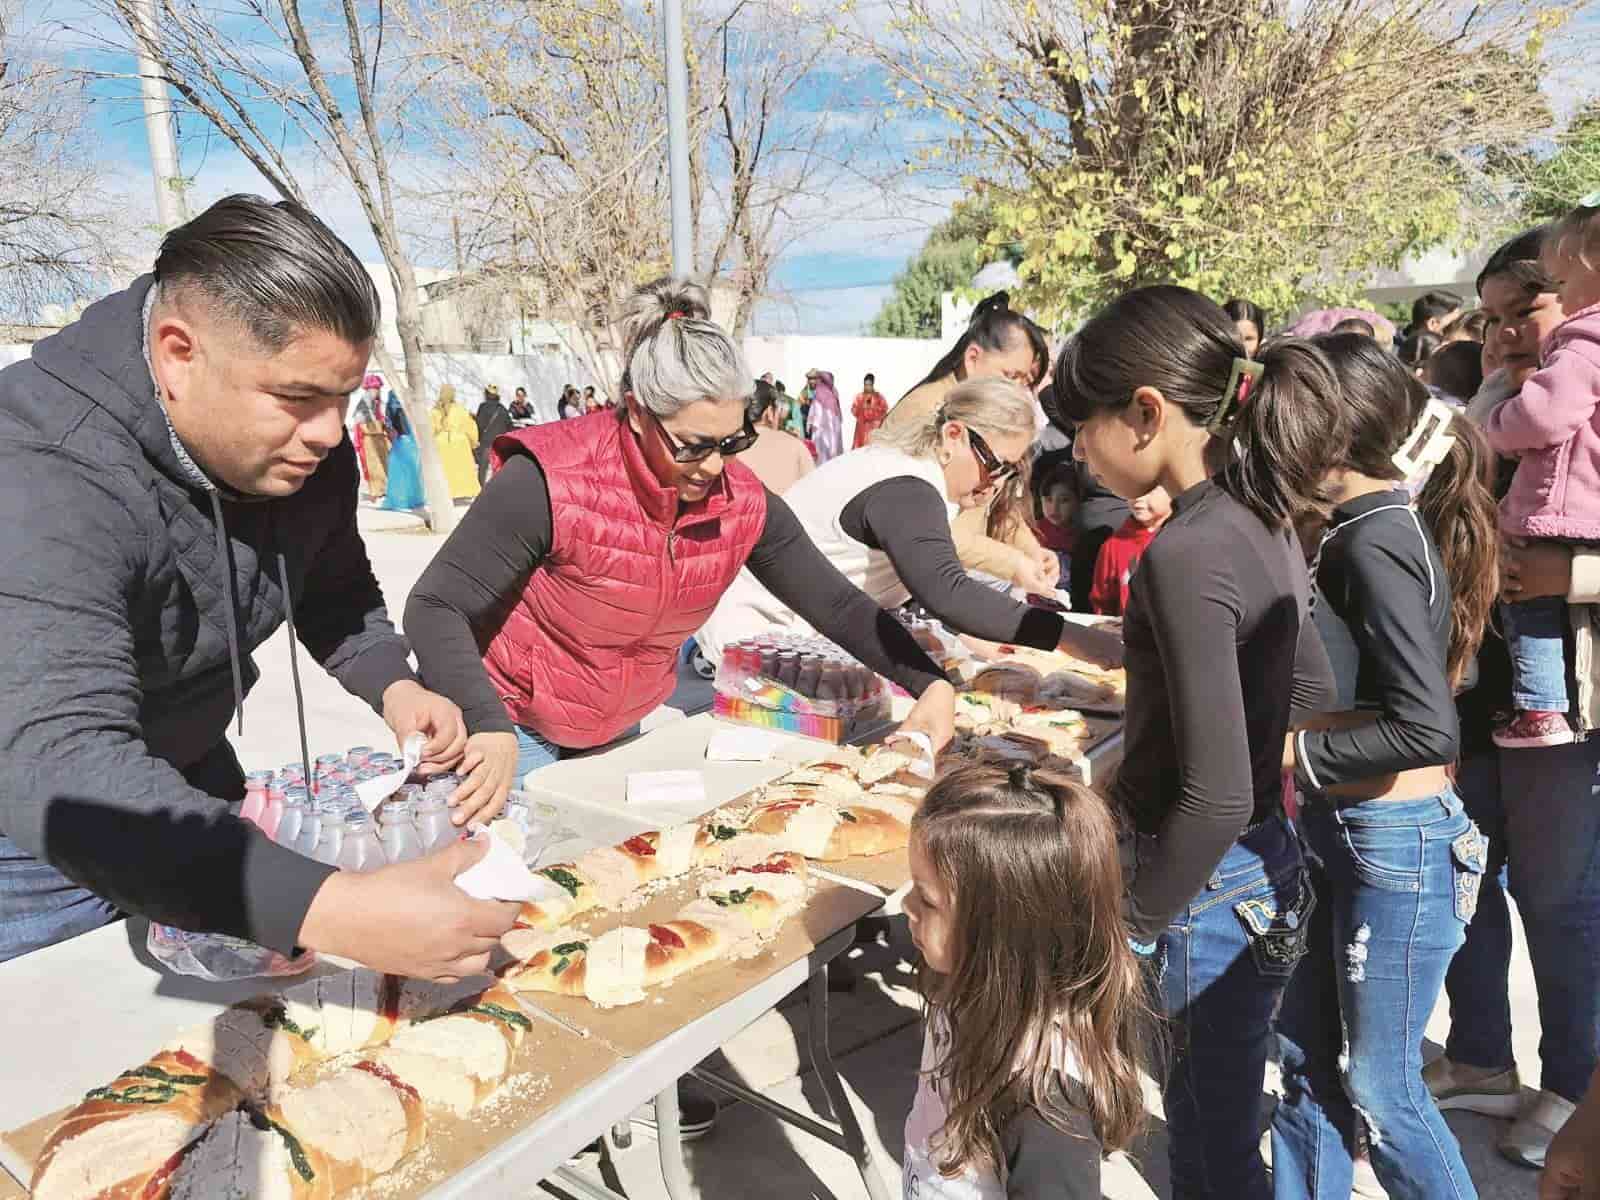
[618, 278, 752, 417]
[871, 376, 1038, 458]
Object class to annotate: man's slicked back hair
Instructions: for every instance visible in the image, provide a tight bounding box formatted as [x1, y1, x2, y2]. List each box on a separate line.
[153, 193, 380, 350]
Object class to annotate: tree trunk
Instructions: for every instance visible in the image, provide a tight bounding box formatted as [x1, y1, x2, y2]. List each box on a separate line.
[388, 262, 457, 534]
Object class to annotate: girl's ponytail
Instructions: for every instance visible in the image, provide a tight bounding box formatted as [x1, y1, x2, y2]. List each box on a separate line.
[1313, 331, 1500, 684]
[1415, 412, 1499, 685]
[1228, 338, 1348, 527]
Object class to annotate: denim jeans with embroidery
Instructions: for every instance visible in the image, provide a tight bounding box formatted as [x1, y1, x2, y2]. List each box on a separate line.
[1273, 790, 1481, 1200]
[1148, 813, 1314, 1200]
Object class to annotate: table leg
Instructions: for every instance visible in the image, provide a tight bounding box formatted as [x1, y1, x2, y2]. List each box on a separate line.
[654, 1082, 696, 1200]
[808, 964, 893, 1200]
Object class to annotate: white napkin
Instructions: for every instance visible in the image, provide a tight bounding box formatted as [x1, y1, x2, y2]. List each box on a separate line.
[883, 730, 936, 780]
[355, 731, 426, 812]
[705, 727, 786, 762]
[626, 769, 707, 808]
[453, 829, 544, 902]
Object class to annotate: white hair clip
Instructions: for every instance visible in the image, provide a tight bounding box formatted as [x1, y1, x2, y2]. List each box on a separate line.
[1581, 189, 1600, 208]
[1392, 396, 1456, 494]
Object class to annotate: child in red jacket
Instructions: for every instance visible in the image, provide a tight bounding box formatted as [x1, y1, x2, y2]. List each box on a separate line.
[1089, 486, 1171, 616]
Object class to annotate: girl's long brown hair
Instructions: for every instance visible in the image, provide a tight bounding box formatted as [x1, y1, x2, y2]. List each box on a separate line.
[1054, 285, 1349, 529]
[912, 763, 1151, 1179]
[1313, 332, 1499, 683]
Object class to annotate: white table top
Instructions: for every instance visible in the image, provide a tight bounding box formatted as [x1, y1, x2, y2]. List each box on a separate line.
[0, 720, 875, 1195]
[519, 712, 833, 831]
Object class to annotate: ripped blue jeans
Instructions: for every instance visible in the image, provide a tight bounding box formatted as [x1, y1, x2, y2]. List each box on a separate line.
[1150, 813, 1315, 1200]
[1272, 790, 1482, 1200]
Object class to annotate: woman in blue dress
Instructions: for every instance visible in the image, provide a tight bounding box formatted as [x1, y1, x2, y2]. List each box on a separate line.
[381, 390, 426, 511]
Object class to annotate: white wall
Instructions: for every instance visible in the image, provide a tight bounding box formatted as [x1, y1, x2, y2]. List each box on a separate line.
[742, 334, 945, 445]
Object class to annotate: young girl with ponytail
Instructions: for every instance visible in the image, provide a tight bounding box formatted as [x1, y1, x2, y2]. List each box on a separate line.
[1055, 285, 1347, 1199]
[1272, 332, 1499, 1200]
[902, 762, 1150, 1200]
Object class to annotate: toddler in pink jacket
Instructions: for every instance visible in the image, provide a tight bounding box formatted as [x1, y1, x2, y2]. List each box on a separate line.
[1484, 199, 1600, 748]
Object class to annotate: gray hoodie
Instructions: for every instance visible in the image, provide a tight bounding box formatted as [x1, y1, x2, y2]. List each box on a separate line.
[0, 275, 415, 955]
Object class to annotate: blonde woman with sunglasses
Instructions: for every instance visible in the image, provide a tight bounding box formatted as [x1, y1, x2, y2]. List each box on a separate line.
[698, 376, 1123, 670]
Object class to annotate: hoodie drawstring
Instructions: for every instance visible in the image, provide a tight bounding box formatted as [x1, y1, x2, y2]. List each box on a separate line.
[208, 490, 247, 737]
[277, 552, 316, 795]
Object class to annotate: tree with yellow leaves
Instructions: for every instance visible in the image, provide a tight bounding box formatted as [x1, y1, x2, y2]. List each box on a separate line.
[858, 0, 1573, 323]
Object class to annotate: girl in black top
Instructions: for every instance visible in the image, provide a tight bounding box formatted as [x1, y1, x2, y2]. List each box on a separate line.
[1054, 286, 1347, 1200]
[1272, 334, 1498, 1200]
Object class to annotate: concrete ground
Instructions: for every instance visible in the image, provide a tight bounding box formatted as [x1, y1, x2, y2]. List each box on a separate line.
[237, 512, 1546, 1199]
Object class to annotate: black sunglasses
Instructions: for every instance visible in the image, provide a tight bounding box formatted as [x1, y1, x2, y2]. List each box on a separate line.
[967, 428, 1019, 482]
[638, 399, 759, 463]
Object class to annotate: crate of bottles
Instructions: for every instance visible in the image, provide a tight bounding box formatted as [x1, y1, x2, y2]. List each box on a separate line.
[237, 747, 461, 872]
[712, 633, 892, 743]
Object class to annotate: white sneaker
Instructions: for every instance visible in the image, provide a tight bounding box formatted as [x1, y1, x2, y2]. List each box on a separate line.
[1498, 1089, 1577, 1168]
[1422, 1055, 1524, 1119]
[1350, 1152, 1388, 1198]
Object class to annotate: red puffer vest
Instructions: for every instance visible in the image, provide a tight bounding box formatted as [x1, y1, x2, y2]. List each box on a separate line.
[485, 411, 768, 747]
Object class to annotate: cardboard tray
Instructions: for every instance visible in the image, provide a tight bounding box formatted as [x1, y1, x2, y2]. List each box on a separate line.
[512, 873, 882, 1057]
[0, 994, 620, 1200]
[811, 849, 912, 895]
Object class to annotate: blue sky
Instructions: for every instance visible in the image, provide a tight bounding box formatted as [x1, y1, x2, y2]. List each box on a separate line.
[39, 0, 1600, 334]
[39, 0, 958, 336]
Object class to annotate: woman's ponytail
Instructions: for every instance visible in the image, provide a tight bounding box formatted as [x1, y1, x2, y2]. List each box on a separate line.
[615, 277, 748, 418]
[1416, 413, 1499, 685]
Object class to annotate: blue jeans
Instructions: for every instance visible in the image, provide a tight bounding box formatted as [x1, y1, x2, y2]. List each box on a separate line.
[1273, 791, 1481, 1200]
[1153, 814, 1315, 1200]
[1444, 744, 1600, 1101]
[0, 740, 245, 963]
[512, 723, 640, 786]
[1502, 595, 1569, 712]
[0, 832, 120, 963]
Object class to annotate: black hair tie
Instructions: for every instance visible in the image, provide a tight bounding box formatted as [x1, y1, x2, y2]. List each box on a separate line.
[1007, 762, 1034, 793]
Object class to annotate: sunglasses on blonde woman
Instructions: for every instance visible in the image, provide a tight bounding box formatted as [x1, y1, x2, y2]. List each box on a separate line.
[967, 428, 1019, 482]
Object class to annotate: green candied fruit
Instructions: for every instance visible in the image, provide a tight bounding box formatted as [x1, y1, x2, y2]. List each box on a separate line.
[541, 867, 585, 898]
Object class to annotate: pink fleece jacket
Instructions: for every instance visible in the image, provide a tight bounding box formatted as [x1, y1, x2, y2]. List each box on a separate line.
[1485, 303, 1600, 540]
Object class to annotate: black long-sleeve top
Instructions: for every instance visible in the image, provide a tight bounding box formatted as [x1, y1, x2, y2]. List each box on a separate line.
[841, 476, 1065, 649]
[405, 456, 949, 735]
[1295, 489, 1458, 789]
[1117, 478, 1336, 941]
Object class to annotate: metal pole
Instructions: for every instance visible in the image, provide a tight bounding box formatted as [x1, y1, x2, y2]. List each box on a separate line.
[130, 0, 189, 231]
[662, 0, 693, 277]
[130, 0, 188, 230]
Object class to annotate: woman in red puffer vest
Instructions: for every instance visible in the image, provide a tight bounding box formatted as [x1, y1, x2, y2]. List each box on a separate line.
[406, 278, 957, 818]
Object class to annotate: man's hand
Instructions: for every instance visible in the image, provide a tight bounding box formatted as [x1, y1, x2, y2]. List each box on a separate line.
[451, 731, 520, 827]
[1541, 1070, 1600, 1199]
[1058, 621, 1124, 670]
[298, 838, 520, 981]
[898, 679, 956, 754]
[382, 680, 468, 776]
[1012, 551, 1061, 596]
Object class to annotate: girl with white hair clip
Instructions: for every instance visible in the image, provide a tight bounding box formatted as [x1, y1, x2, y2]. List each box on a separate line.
[1274, 331, 1500, 1200]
